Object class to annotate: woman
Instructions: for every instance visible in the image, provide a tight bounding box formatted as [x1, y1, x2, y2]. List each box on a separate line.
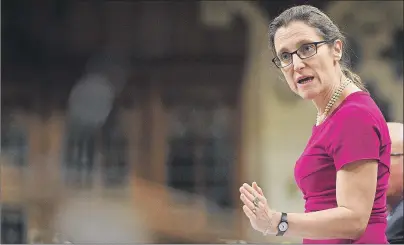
[239, 5, 391, 244]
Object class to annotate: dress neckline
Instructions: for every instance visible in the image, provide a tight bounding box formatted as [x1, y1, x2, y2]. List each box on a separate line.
[313, 91, 369, 131]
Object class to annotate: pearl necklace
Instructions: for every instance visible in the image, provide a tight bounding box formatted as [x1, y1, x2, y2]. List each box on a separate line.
[316, 79, 352, 126]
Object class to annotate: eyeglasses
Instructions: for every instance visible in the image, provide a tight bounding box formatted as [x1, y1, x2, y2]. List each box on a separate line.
[391, 153, 404, 157]
[272, 41, 330, 68]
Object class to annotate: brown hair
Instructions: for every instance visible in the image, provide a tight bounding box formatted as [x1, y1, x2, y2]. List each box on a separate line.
[268, 5, 367, 92]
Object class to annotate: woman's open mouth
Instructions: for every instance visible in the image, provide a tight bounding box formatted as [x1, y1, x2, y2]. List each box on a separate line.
[297, 76, 314, 85]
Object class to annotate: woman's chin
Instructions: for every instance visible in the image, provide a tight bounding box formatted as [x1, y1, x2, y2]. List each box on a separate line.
[298, 91, 318, 100]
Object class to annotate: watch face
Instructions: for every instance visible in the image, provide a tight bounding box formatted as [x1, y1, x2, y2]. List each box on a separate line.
[279, 222, 288, 232]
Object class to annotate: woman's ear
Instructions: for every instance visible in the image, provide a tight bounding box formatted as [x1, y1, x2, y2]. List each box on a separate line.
[333, 39, 343, 61]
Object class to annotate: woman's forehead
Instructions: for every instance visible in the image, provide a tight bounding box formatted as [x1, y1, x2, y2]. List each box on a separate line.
[274, 22, 321, 53]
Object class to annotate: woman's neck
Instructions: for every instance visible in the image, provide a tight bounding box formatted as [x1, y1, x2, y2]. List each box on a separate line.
[313, 82, 339, 115]
[313, 81, 362, 124]
[312, 73, 344, 115]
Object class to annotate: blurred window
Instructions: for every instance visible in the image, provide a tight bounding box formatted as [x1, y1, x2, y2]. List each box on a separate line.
[1, 206, 26, 244]
[64, 130, 96, 188]
[166, 103, 236, 209]
[102, 114, 129, 187]
[1, 113, 28, 167]
[63, 110, 129, 188]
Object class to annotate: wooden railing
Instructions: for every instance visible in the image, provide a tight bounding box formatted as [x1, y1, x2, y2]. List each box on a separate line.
[1, 162, 243, 243]
[131, 177, 243, 243]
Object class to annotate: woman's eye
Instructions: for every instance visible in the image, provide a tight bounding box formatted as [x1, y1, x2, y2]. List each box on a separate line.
[302, 44, 314, 52]
[280, 53, 290, 61]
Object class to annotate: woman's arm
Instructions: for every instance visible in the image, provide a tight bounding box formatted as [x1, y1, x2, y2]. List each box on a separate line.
[240, 108, 384, 240]
[273, 159, 378, 239]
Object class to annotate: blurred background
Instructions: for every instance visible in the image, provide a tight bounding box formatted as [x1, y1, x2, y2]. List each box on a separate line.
[1, 0, 402, 243]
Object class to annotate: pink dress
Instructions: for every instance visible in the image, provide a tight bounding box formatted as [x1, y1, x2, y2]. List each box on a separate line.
[295, 91, 391, 244]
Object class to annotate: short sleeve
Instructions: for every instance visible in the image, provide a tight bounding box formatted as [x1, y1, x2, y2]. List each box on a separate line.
[327, 107, 381, 171]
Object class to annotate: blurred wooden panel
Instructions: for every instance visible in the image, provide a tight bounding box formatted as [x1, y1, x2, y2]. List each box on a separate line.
[131, 177, 243, 242]
[0, 165, 25, 204]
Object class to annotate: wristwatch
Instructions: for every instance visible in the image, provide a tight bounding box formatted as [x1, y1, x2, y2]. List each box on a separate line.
[276, 212, 289, 236]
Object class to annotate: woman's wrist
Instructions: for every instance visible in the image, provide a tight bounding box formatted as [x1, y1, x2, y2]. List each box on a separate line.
[263, 211, 281, 235]
[271, 211, 282, 233]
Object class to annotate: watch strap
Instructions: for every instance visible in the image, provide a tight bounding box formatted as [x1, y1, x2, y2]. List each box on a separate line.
[276, 212, 288, 236]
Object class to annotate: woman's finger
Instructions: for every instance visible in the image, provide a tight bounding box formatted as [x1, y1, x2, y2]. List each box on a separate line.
[243, 205, 256, 220]
[240, 194, 256, 211]
[253, 182, 264, 195]
[242, 184, 266, 206]
[240, 186, 257, 203]
[243, 183, 261, 200]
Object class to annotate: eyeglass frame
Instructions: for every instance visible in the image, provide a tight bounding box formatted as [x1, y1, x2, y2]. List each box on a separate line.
[391, 153, 404, 157]
[272, 40, 332, 69]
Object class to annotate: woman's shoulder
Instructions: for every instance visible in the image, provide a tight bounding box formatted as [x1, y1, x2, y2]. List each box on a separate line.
[336, 91, 385, 123]
[324, 92, 391, 141]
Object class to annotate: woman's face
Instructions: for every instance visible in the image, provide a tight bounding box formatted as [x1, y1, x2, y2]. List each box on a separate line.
[273, 21, 343, 100]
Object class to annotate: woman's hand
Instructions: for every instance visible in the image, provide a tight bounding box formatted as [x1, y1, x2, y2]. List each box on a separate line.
[239, 182, 280, 235]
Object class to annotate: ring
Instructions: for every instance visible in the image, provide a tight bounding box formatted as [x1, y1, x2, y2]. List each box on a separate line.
[253, 196, 260, 207]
